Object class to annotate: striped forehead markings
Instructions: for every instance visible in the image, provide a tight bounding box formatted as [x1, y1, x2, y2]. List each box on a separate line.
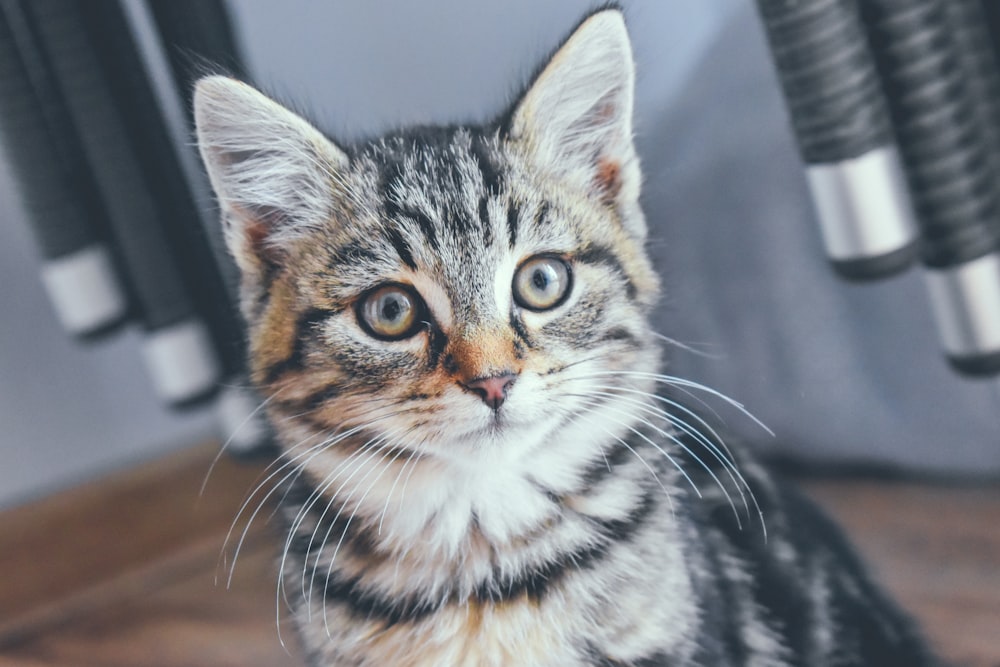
[328, 240, 381, 267]
[374, 131, 549, 256]
[470, 134, 505, 247]
[469, 133, 504, 196]
[477, 196, 494, 247]
[506, 202, 520, 248]
[382, 224, 417, 270]
[384, 197, 440, 252]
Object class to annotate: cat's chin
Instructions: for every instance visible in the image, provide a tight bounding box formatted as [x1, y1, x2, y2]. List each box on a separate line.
[430, 418, 523, 449]
[425, 414, 563, 465]
[424, 386, 607, 460]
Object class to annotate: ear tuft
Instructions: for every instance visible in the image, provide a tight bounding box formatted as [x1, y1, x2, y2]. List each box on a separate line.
[193, 76, 348, 279]
[509, 10, 642, 230]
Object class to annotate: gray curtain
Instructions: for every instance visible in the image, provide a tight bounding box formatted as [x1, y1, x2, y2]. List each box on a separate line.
[639, 2, 1000, 474]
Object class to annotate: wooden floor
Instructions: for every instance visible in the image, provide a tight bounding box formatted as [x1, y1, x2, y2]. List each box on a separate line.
[0, 443, 998, 667]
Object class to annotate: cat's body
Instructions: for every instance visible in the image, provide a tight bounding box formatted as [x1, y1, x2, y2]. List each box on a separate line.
[195, 9, 936, 666]
[275, 432, 931, 667]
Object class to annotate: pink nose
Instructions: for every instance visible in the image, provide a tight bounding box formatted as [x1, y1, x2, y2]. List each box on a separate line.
[461, 372, 518, 410]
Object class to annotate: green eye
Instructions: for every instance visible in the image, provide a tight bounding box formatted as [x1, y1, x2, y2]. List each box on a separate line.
[358, 284, 423, 340]
[513, 255, 572, 311]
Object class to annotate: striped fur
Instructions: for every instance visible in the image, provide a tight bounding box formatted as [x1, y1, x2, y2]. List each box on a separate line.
[195, 9, 937, 666]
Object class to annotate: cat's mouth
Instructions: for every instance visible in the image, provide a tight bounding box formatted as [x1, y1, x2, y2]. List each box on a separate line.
[487, 407, 508, 431]
[458, 407, 513, 438]
[453, 396, 559, 445]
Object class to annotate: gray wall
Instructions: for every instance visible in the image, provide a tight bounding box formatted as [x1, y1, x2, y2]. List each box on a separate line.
[1, 0, 996, 508]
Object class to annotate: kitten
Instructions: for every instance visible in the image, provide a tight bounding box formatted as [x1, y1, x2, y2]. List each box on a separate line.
[194, 8, 937, 667]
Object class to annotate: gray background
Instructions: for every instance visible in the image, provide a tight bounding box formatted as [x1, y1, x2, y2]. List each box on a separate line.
[1, 0, 997, 509]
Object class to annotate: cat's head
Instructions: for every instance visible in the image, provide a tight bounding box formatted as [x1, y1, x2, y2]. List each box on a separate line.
[194, 10, 660, 464]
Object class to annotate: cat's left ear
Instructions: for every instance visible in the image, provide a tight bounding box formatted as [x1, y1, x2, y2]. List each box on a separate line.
[193, 76, 349, 283]
[508, 9, 643, 238]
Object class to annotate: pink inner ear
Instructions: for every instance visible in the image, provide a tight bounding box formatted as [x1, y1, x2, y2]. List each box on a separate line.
[230, 204, 284, 270]
[595, 157, 622, 204]
[245, 217, 271, 253]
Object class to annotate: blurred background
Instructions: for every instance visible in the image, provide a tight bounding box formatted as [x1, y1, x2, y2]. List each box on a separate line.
[1, 0, 998, 511]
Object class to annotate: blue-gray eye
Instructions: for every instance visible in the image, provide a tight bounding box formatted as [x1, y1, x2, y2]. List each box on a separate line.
[359, 284, 422, 340]
[513, 255, 572, 311]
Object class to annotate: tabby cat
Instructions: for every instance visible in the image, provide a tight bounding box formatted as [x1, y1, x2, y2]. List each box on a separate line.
[194, 8, 937, 666]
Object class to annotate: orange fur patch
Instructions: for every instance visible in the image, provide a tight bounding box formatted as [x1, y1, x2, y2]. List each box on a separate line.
[250, 278, 299, 384]
[596, 157, 622, 202]
[447, 332, 522, 383]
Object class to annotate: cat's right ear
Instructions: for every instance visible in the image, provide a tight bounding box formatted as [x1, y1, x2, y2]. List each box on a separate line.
[506, 9, 643, 239]
[193, 76, 348, 280]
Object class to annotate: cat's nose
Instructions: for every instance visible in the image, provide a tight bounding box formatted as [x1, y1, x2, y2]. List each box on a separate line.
[461, 372, 518, 410]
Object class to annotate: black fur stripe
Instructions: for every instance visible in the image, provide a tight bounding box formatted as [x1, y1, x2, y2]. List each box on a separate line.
[478, 196, 494, 246]
[509, 312, 535, 349]
[319, 491, 657, 626]
[506, 202, 520, 248]
[536, 201, 550, 228]
[385, 198, 440, 251]
[323, 572, 440, 626]
[470, 136, 504, 246]
[576, 245, 636, 299]
[589, 650, 671, 667]
[383, 224, 417, 270]
[470, 134, 504, 196]
[601, 327, 637, 345]
[330, 241, 381, 267]
[427, 327, 449, 369]
[261, 308, 335, 385]
[476, 490, 656, 604]
[409, 209, 440, 250]
[479, 195, 490, 230]
[284, 477, 383, 554]
[580, 435, 635, 487]
[274, 383, 341, 413]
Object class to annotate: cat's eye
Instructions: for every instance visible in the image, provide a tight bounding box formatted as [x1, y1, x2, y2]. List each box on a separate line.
[513, 255, 572, 311]
[358, 284, 423, 340]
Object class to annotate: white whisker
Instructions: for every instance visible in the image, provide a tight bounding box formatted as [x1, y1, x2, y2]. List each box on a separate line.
[573, 407, 676, 514]
[572, 395, 699, 499]
[378, 446, 422, 536]
[609, 371, 773, 436]
[649, 331, 724, 360]
[303, 427, 411, 616]
[228, 407, 404, 585]
[583, 386, 755, 514]
[322, 431, 412, 635]
[297, 432, 397, 615]
[571, 390, 744, 527]
[201, 388, 282, 498]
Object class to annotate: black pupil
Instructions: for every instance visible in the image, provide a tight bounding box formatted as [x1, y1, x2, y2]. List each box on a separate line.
[532, 267, 550, 291]
[382, 295, 403, 322]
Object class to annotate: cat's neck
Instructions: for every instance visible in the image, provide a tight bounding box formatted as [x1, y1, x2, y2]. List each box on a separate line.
[280, 399, 673, 556]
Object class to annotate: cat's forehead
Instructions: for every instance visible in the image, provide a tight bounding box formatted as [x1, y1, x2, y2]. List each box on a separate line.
[325, 127, 581, 299]
[361, 127, 508, 236]
[366, 128, 485, 192]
